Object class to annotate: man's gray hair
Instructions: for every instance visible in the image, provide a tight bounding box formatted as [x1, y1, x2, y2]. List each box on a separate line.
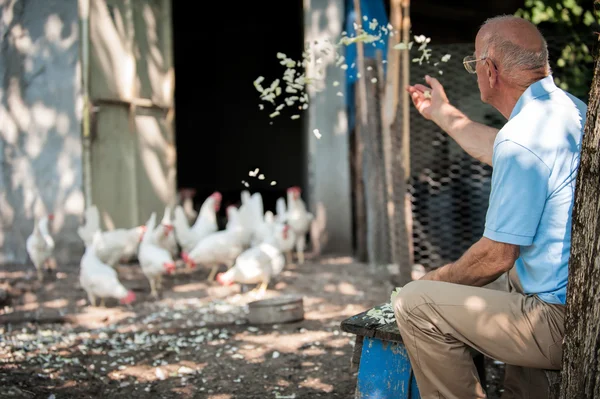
[480, 15, 551, 88]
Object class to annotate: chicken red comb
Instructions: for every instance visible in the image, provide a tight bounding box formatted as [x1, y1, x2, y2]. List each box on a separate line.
[120, 290, 136, 304]
[47, 214, 55, 220]
[163, 262, 176, 274]
[211, 192, 222, 200]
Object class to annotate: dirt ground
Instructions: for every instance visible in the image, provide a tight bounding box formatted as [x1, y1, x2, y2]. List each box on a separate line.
[0, 256, 505, 398]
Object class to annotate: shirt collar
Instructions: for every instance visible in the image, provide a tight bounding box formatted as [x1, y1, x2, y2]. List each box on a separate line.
[509, 75, 559, 120]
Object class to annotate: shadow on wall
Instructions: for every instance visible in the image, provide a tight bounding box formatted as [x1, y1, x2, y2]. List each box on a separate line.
[0, 0, 84, 264]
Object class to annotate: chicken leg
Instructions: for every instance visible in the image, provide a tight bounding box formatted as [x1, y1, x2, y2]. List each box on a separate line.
[36, 266, 43, 282]
[285, 251, 293, 265]
[149, 277, 159, 299]
[250, 280, 269, 298]
[45, 257, 57, 272]
[87, 291, 96, 307]
[207, 264, 219, 281]
[100, 298, 106, 307]
[296, 236, 306, 265]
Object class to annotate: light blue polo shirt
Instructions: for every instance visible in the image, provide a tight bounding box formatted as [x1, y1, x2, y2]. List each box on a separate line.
[483, 75, 587, 305]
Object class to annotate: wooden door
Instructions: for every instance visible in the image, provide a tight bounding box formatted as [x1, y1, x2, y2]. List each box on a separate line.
[88, 0, 175, 229]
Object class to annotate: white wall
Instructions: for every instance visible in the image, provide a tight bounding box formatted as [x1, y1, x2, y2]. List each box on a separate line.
[0, 0, 84, 264]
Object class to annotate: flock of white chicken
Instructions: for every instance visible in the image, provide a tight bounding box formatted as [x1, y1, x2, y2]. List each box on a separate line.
[25, 187, 314, 307]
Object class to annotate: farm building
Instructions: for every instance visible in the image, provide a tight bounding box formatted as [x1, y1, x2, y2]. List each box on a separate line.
[0, 0, 550, 268]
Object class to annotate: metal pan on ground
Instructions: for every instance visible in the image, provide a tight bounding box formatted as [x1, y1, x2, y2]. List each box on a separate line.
[247, 295, 304, 325]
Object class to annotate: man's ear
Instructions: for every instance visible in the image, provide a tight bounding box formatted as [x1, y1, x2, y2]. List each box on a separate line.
[487, 59, 498, 88]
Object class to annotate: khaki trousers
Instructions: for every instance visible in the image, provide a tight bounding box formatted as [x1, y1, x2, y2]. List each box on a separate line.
[393, 268, 565, 399]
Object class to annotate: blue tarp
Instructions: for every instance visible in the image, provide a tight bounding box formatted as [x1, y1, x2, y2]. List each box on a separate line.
[343, 0, 389, 133]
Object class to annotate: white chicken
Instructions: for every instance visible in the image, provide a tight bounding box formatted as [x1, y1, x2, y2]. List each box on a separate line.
[286, 186, 314, 264]
[79, 231, 136, 307]
[77, 205, 146, 268]
[178, 188, 198, 224]
[26, 214, 56, 281]
[138, 213, 177, 298]
[77, 205, 101, 245]
[190, 192, 221, 238]
[275, 197, 287, 224]
[151, 206, 178, 257]
[173, 206, 205, 253]
[251, 211, 275, 247]
[225, 205, 253, 248]
[216, 223, 291, 297]
[91, 226, 146, 268]
[173, 192, 220, 253]
[181, 227, 246, 282]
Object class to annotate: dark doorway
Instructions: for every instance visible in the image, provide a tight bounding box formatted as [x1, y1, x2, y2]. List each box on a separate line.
[172, 1, 306, 218]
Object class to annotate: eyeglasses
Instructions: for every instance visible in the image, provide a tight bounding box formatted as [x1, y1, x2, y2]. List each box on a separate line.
[463, 54, 487, 74]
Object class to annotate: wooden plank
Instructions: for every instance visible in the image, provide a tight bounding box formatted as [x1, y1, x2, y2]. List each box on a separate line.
[340, 304, 404, 343]
[352, 124, 367, 262]
[401, 0, 411, 181]
[90, 106, 139, 229]
[352, 0, 376, 264]
[133, 107, 177, 222]
[350, 335, 364, 372]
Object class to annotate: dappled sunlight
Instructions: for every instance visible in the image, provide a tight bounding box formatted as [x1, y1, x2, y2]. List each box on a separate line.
[323, 281, 364, 296]
[136, 115, 171, 203]
[172, 282, 206, 293]
[465, 295, 487, 312]
[299, 376, 334, 393]
[90, 0, 135, 99]
[0, 4, 83, 264]
[319, 256, 354, 264]
[42, 298, 68, 309]
[1, 258, 379, 396]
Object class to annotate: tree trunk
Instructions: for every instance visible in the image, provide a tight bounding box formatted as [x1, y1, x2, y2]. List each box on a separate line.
[559, 32, 600, 398]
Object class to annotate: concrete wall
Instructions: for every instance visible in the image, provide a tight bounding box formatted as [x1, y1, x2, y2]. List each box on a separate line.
[303, 0, 353, 255]
[0, 0, 84, 265]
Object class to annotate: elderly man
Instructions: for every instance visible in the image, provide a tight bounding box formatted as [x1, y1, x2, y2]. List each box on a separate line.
[394, 15, 587, 399]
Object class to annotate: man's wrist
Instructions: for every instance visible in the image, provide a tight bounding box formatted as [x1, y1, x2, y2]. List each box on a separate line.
[433, 103, 461, 133]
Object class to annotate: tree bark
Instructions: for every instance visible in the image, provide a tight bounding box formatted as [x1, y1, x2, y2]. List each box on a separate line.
[559, 30, 600, 398]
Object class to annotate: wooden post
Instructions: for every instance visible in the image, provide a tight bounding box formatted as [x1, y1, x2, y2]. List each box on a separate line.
[352, 0, 377, 265]
[381, 0, 403, 268]
[353, 122, 367, 262]
[384, 0, 413, 285]
[401, 0, 411, 182]
[79, 0, 93, 209]
[377, 48, 398, 267]
[353, 0, 368, 128]
[401, 0, 414, 267]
